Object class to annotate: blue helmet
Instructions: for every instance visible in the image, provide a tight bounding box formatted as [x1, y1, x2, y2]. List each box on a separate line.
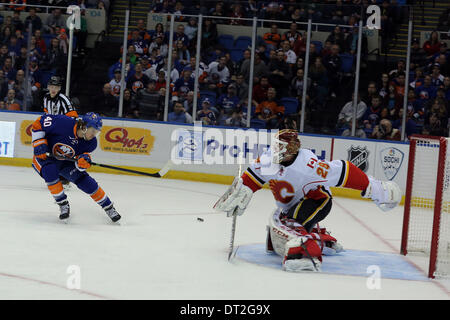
[81, 112, 102, 131]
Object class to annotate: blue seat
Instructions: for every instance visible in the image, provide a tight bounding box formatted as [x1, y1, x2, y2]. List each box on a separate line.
[218, 34, 234, 50]
[230, 49, 244, 63]
[234, 36, 252, 50]
[311, 40, 323, 54]
[279, 97, 299, 115]
[339, 54, 354, 74]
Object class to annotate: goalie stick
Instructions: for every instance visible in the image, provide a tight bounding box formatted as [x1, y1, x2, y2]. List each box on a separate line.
[46, 153, 172, 178]
[228, 162, 243, 261]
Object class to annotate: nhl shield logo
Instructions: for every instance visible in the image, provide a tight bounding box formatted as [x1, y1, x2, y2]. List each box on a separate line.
[380, 147, 404, 180]
[348, 145, 369, 172]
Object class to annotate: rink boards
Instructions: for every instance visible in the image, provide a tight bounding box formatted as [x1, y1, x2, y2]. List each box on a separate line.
[0, 110, 410, 201]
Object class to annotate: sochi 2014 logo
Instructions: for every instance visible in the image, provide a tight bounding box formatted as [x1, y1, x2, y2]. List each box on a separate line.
[380, 147, 404, 180]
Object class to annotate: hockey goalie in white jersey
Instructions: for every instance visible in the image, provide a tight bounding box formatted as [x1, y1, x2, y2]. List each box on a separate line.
[214, 129, 402, 272]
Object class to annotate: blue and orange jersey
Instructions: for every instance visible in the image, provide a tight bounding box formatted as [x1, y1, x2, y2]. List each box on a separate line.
[31, 114, 97, 159]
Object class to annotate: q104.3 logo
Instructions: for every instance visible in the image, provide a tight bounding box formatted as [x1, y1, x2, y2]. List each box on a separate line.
[380, 147, 404, 180]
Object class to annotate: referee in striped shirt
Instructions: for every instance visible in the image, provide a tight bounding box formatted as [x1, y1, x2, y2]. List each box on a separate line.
[43, 76, 78, 118]
[42, 76, 78, 188]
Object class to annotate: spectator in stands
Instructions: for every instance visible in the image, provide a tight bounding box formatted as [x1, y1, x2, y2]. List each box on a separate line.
[12, 11, 23, 32]
[422, 112, 448, 137]
[4, 88, 21, 111]
[201, 18, 218, 52]
[252, 75, 272, 105]
[282, 23, 302, 46]
[362, 95, 383, 134]
[263, 24, 281, 51]
[323, 44, 341, 98]
[240, 52, 268, 84]
[255, 87, 284, 129]
[168, 100, 193, 124]
[423, 31, 441, 59]
[148, 34, 168, 59]
[128, 30, 147, 56]
[126, 45, 138, 65]
[174, 24, 189, 48]
[28, 36, 43, 60]
[230, 3, 244, 25]
[362, 81, 379, 106]
[431, 63, 445, 87]
[234, 73, 249, 103]
[426, 98, 448, 128]
[290, 68, 310, 103]
[2, 57, 16, 80]
[25, 7, 42, 32]
[1, 27, 12, 46]
[134, 80, 162, 120]
[0, 69, 8, 100]
[182, 90, 194, 115]
[389, 59, 406, 79]
[337, 93, 367, 137]
[268, 49, 291, 97]
[371, 118, 401, 141]
[197, 98, 217, 125]
[127, 63, 150, 95]
[173, 67, 194, 102]
[326, 26, 347, 53]
[410, 38, 426, 69]
[206, 55, 230, 88]
[409, 67, 424, 89]
[443, 76, 450, 100]
[217, 83, 240, 115]
[34, 29, 47, 55]
[44, 9, 66, 34]
[93, 83, 118, 117]
[210, 2, 226, 25]
[415, 75, 437, 102]
[42, 37, 65, 74]
[281, 40, 297, 65]
[109, 69, 122, 98]
[184, 17, 198, 43]
[14, 46, 28, 71]
[225, 109, 247, 127]
[133, 19, 151, 42]
[392, 107, 418, 140]
[437, 54, 449, 77]
[122, 88, 138, 118]
[174, 40, 190, 67]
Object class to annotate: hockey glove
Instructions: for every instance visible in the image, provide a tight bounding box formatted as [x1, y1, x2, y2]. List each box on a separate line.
[75, 153, 92, 171]
[33, 139, 49, 160]
[362, 176, 402, 211]
[213, 177, 253, 217]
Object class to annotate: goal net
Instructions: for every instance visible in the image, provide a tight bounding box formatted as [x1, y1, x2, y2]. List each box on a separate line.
[401, 135, 450, 278]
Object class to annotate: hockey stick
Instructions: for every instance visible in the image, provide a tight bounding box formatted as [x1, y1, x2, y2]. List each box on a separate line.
[46, 153, 173, 178]
[228, 161, 244, 261]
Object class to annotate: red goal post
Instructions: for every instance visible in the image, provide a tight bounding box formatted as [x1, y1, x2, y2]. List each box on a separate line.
[401, 135, 450, 279]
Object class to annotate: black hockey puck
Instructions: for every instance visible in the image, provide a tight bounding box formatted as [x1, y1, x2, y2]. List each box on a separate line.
[197, 217, 204, 222]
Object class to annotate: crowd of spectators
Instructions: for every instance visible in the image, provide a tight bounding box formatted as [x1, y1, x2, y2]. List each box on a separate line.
[0, 0, 101, 111]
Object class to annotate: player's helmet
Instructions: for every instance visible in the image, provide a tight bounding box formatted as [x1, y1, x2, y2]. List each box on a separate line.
[272, 129, 301, 164]
[81, 112, 103, 131]
[48, 76, 62, 87]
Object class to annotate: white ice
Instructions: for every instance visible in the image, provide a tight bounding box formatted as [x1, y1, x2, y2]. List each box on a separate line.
[0, 165, 449, 300]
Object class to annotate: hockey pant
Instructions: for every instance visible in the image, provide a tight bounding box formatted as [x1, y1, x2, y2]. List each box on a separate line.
[32, 156, 112, 208]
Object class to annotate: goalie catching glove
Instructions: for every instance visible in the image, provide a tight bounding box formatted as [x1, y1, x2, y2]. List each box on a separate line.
[362, 176, 402, 212]
[213, 177, 253, 216]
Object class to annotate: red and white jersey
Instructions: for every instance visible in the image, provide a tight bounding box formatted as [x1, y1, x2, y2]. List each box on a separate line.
[242, 148, 351, 211]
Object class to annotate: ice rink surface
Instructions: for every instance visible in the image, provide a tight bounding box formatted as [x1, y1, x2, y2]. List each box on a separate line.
[0, 165, 449, 300]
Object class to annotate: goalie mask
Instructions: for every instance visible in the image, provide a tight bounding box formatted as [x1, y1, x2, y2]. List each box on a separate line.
[272, 129, 301, 164]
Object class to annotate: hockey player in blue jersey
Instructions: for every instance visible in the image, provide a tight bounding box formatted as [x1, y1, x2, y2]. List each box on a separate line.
[31, 112, 121, 223]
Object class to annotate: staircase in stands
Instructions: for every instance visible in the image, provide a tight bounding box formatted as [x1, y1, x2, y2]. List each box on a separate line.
[108, 0, 152, 42]
[386, 0, 448, 59]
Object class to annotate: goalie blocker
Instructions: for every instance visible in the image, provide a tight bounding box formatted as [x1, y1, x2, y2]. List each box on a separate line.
[214, 129, 402, 272]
